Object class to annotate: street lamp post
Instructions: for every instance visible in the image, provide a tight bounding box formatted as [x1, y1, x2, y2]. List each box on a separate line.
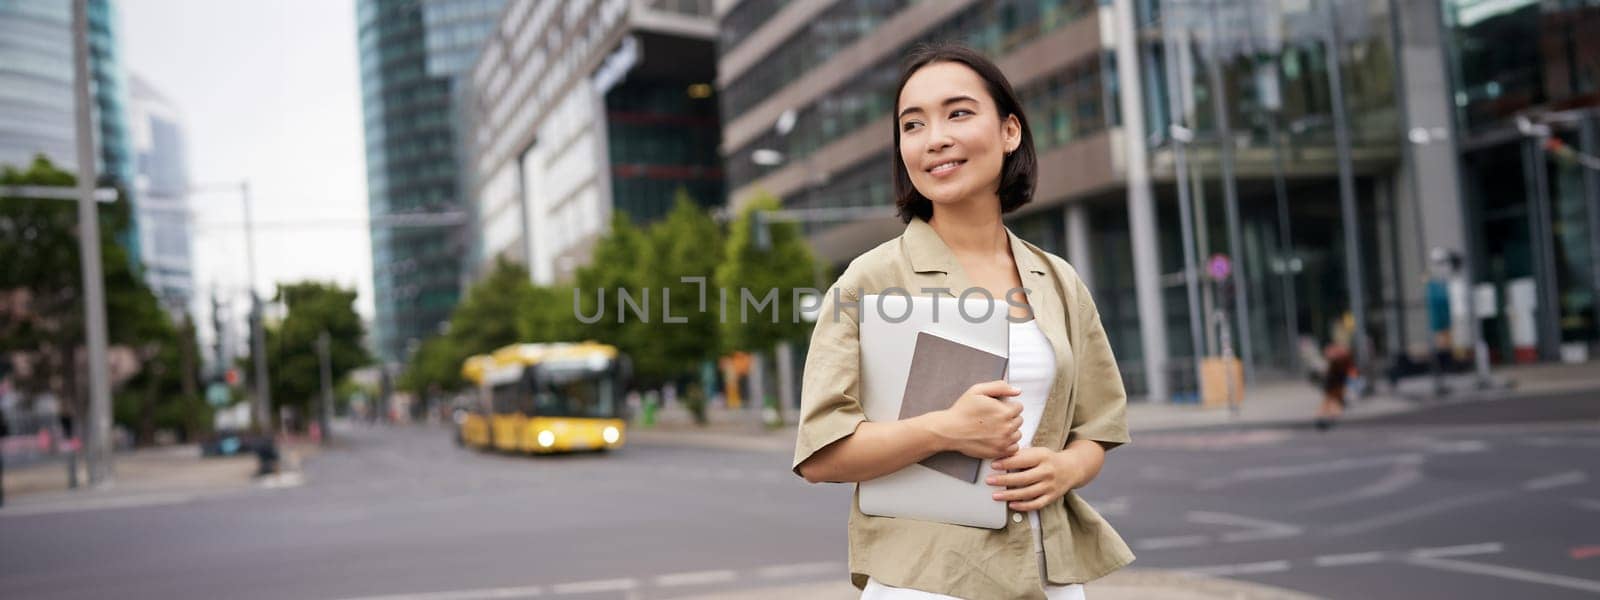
[241, 181, 273, 434]
[1322, 0, 1373, 384]
[1163, 0, 1207, 401]
[72, 0, 114, 487]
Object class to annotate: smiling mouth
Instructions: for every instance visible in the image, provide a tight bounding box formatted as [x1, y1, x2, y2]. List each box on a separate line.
[926, 159, 966, 175]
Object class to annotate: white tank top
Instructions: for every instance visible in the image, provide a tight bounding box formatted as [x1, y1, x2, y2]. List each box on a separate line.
[1006, 318, 1058, 552]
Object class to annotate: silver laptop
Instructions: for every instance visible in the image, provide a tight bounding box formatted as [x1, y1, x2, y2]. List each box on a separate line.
[857, 293, 1009, 529]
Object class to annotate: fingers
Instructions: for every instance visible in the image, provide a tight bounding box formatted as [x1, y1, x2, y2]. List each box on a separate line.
[970, 380, 1022, 398]
[985, 465, 1046, 488]
[992, 481, 1052, 505]
[990, 447, 1049, 472]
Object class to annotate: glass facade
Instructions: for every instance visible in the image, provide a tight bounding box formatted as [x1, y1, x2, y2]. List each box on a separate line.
[358, 0, 505, 362]
[0, 0, 140, 265]
[1447, 0, 1600, 357]
[717, 0, 787, 53]
[605, 76, 726, 223]
[0, 0, 75, 172]
[726, 0, 1100, 193]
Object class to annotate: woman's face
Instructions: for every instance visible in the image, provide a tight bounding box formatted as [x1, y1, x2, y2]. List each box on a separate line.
[896, 61, 1020, 210]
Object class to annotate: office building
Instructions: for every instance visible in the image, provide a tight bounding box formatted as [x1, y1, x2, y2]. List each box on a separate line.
[716, 0, 1597, 400]
[129, 74, 195, 319]
[357, 0, 505, 363]
[463, 0, 723, 285]
[1, 0, 137, 229]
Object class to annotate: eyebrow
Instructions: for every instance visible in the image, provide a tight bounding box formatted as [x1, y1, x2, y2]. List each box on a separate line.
[898, 95, 979, 120]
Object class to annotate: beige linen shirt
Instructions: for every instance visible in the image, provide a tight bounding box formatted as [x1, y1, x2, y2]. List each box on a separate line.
[792, 217, 1135, 600]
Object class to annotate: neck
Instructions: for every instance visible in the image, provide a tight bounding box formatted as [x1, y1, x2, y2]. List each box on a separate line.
[926, 194, 1007, 258]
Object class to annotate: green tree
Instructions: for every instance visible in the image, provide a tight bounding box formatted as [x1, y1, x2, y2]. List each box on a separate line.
[263, 281, 370, 430]
[447, 257, 534, 354]
[631, 192, 724, 384]
[716, 193, 819, 354]
[1, 156, 191, 441]
[572, 211, 650, 376]
[400, 259, 569, 398]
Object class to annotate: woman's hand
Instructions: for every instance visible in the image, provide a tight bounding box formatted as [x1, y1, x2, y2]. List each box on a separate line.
[986, 441, 1105, 511]
[928, 380, 1023, 459]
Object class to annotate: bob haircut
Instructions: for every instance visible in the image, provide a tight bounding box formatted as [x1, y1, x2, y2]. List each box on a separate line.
[892, 42, 1037, 223]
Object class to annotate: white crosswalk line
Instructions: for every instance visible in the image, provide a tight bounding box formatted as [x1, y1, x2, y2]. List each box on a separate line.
[1522, 470, 1587, 491]
[755, 561, 843, 579]
[1313, 552, 1386, 567]
[654, 570, 736, 587]
[1410, 542, 1504, 559]
[1407, 556, 1600, 594]
[550, 578, 637, 595]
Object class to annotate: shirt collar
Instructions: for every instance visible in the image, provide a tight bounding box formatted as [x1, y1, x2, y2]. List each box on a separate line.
[902, 216, 1048, 277]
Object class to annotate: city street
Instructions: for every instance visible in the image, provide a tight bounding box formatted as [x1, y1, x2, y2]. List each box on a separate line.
[3, 403, 1599, 600]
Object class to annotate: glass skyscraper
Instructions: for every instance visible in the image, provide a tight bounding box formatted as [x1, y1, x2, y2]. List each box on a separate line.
[0, 0, 140, 264]
[357, 0, 505, 363]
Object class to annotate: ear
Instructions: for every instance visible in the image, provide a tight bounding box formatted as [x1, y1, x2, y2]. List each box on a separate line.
[1002, 113, 1021, 154]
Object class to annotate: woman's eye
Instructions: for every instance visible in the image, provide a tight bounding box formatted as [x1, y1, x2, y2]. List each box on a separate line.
[902, 121, 923, 132]
[950, 109, 973, 118]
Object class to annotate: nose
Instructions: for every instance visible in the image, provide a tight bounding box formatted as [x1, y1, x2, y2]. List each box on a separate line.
[924, 122, 953, 154]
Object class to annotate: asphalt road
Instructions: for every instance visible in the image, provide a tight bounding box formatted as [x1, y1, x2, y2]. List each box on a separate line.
[2, 403, 1598, 600]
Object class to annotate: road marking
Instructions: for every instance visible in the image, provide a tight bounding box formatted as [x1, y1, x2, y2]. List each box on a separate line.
[1408, 556, 1600, 594]
[550, 578, 638, 595]
[1313, 552, 1385, 567]
[1410, 542, 1504, 559]
[1326, 489, 1510, 537]
[1522, 436, 1600, 449]
[1523, 470, 1588, 491]
[1199, 453, 1424, 489]
[0, 492, 197, 517]
[1574, 498, 1600, 512]
[754, 561, 843, 579]
[1180, 560, 1292, 577]
[1187, 511, 1302, 543]
[1134, 535, 1210, 550]
[653, 570, 736, 587]
[342, 586, 544, 600]
[1297, 463, 1424, 511]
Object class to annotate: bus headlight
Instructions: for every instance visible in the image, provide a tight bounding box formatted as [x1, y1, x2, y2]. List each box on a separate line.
[602, 426, 620, 444]
[537, 430, 555, 448]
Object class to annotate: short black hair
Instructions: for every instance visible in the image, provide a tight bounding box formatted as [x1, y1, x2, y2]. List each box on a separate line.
[892, 42, 1037, 223]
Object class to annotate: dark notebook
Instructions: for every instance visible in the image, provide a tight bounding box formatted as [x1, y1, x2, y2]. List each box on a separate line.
[898, 331, 1009, 483]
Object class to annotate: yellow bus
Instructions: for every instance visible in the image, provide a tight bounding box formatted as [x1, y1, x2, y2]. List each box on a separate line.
[456, 342, 631, 454]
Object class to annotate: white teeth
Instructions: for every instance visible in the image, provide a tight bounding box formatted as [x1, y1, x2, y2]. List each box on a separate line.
[929, 160, 963, 173]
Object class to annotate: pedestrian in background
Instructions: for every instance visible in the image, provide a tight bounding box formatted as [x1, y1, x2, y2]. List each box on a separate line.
[793, 42, 1132, 600]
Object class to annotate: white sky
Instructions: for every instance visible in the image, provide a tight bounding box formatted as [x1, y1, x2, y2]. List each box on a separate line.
[120, 0, 374, 323]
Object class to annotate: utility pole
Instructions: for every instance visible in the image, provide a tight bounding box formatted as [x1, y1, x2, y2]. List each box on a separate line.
[1163, 0, 1207, 398]
[72, 0, 114, 487]
[243, 181, 273, 434]
[1323, 0, 1372, 380]
[1205, 0, 1255, 386]
[317, 330, 334, 446]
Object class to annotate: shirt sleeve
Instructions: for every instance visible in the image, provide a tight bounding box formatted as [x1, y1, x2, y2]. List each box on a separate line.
[1068, 273, 1132, 449]
[791, 282, 867, 478]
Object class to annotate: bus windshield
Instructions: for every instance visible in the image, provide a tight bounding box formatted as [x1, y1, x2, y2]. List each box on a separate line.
[531, 363, 619, 418]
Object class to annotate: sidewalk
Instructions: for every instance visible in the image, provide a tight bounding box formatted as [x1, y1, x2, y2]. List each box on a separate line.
[668, 568, 1321, 600]
[629, 359, 1600, 450]
[0, 436, 318, 515]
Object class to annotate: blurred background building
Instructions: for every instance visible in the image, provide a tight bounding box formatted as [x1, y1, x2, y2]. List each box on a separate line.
[1, 0, 140, 263]
[356, 0, 506, 364]
[128, 74, 195, 321]
[461, 0, 723, 285]
[711, 0, 1599, 401]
